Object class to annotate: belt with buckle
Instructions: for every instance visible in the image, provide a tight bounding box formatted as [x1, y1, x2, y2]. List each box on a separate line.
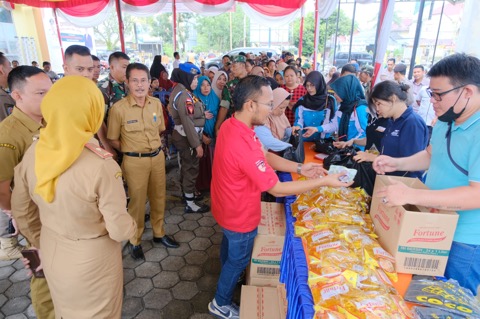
[123, 148, 160, 158]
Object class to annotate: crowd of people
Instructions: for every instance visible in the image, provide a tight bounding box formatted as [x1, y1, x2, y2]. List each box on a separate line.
[0, 44, 479, 319]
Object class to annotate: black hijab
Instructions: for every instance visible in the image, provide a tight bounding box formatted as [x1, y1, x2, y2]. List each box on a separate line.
[297, 71, 328, 111]
[150, 55, 167, 79]
[171, 68, 196, 91]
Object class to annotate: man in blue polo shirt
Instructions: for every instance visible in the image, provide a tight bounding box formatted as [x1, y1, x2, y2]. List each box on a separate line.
[373, 53, 480, 296]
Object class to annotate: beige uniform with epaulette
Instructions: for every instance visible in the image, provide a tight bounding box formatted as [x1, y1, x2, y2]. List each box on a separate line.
[0, 88, 14, 122]
[12, 138, 136, 319]
[169, 83, 206, 193]
[0, 107, 55, 319]
[107, 95, 166, 246]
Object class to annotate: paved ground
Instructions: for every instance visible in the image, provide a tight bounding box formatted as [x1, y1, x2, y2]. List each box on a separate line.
[0, 156, 241, 319]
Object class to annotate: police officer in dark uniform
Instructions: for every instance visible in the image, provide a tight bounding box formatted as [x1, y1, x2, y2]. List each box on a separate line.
[169, 63, 210, 213]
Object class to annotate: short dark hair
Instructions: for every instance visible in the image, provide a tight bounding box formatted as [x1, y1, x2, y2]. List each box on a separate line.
[246, 59, 254, 66]
[126, 63, 150, 80]
[65, 45, 91, 60]
[428, 53, 480, 87]
[387, 58, 396, 64]
[7, 66, 46, 91]
[232, 75, 270, 112]
[369, 80, 409, 106]
[341, 64, 357, 75]
[413, 64, 424, 71]
[222, 55, 230, 60]
[108, 51, 130, 64]
[12, 60, 18, 64]
[174, 52, 179, 58]
[267, 60, 275, 67]
[31, 61, 38, 65]
[0, 52, 8, 66]
[91, 55, 100, 62]
[42, 61, 51, 67]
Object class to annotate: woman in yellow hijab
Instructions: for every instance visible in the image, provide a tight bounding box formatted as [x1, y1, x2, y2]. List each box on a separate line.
[12, 76, 136, 319]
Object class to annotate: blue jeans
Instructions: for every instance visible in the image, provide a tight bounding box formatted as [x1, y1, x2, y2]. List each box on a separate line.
[445, 241, 480, 296]
[214, 227, 258, 306]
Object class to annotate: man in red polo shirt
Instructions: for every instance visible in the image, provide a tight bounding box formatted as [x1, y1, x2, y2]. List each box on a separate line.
[208, 75, 352, 319]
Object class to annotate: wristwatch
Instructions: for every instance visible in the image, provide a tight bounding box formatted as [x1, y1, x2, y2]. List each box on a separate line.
[296, 163, 303, 175]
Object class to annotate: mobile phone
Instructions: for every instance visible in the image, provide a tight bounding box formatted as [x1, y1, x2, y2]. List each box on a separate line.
[21, 249, 45, 278]
[7, 219, 15, 234]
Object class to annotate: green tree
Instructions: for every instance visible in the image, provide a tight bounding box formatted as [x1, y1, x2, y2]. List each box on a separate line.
[93, 11, 134, 51]
[195, 5, 249, 52]
[148, 13, 193, 53]
[293, 10, 354, 58]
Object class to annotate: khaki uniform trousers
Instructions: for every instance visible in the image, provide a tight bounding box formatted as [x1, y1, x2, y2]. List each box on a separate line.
[30, 277, 55, 319]
[122, 151, 166, 246]
[171, 131, 200, 194]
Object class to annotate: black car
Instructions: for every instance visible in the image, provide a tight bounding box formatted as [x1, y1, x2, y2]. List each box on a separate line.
[205, 47, 281, 69]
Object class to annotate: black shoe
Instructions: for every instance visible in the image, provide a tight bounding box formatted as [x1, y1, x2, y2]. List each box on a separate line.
[145, 214, 150, 222]
[182, 192, 205, 204]
[184, 203, 210, 214]
[130, 244, 145, 260]
[153, 235, 179, 248]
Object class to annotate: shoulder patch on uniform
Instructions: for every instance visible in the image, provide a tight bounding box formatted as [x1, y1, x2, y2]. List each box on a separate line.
[115, 171, 122, 179]
[185, 98, 195, 115]
[85, 143, 113, 159]
[0, 143, 16, 150]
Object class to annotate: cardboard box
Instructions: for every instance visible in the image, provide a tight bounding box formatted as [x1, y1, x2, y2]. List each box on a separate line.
[240, 285, 281, 319]
[370, 175, 459, 276]
[258, 202, 286, 236]
[247, 235, 284, 287]
[277, 284, 288, 319]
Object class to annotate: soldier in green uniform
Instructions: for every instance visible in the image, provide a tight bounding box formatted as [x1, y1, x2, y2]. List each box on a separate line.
[0, 52, 13, 121]
[169, 63, 210, 213]
[98, 51, 130, 121]
[214, 55, 249, 135]
[0, 66, 55, 318]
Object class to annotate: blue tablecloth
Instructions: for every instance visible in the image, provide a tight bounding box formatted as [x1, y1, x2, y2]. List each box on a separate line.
[277, 172, 315, 319]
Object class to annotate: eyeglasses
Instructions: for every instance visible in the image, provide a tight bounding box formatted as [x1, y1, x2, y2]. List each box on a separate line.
[253, 100, 274, 109]
[426, 84, 466, 101]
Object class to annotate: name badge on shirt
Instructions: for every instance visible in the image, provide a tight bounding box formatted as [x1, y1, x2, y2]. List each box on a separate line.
[127, 120, 138, 124]
[376, 126, 386, 132]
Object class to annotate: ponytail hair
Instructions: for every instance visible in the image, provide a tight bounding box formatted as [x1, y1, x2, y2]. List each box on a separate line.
[369, 80, 408, 107]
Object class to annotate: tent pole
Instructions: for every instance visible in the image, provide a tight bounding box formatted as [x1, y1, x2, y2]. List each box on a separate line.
[298, 5, 304, 58]
[53, 8, 65, 64]
[313, 0, 319, 70]
[432, 0, 445, 66]
[347, 0, 357, 62]
[322, 18, 328, 72]
[332, 0, 340, 68]
[115, 0, 125, 52]
[173, 0, 177, 52]
[409, 0, 426, 79]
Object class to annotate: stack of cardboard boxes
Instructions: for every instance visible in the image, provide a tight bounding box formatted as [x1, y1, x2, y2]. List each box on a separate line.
[240, 202, 288, 319]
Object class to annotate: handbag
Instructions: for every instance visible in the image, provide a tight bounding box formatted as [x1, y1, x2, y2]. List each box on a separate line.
[322, 147, 357, 170]
[283, 132, 305, 163]
[314, 137, 336, 154]
[351, 161, 376, 196]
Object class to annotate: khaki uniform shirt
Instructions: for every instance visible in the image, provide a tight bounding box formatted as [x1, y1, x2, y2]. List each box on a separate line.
[168, 84, 205, 149]
[0, 107, 43, 182]
[0, 89, 14, 122]
[11, 138, 136, 248]
[107, 95, 165, 153]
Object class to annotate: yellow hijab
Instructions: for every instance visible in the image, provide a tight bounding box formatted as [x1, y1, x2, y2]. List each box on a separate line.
[34, 76, 105, 203]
